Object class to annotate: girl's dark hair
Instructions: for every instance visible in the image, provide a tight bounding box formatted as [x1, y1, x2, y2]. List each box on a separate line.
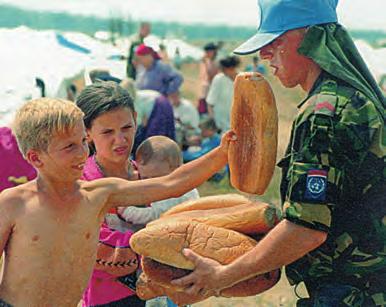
[219, 55, 241, 69]
[76, 81, 135, 129]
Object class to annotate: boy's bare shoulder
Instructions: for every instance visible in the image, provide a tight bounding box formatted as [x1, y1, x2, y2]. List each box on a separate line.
[0, 181, 36, 201]
[0, 181, 37, 215]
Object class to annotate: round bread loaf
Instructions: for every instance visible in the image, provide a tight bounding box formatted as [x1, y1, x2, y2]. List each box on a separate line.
[130, 220, 257, 270]
[229, 72, 278, 194]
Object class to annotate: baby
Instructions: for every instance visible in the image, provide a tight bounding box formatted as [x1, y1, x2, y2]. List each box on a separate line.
[118, 136, 200, 226]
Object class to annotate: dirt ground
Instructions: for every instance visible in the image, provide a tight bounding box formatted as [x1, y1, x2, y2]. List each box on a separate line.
[194, 275, 300, 307]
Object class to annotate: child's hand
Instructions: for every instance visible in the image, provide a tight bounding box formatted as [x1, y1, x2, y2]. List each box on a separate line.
[219, 130, 237, 155]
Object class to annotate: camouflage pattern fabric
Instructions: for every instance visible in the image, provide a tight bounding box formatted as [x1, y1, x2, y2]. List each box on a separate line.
[278, 72, 386, 306]
[0, 298, 12, 307]
[299, 23, 385, 114]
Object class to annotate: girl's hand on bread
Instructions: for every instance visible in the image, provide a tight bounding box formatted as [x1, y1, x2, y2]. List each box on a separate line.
[171, 248, 231, 297]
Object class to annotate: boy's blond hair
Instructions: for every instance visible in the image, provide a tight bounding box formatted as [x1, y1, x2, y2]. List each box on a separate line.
[136, 136, 182, 170]
[13, 98, 84, 156]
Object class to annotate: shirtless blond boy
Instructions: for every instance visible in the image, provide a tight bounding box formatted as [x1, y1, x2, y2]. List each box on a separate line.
[0, 98, 233, 307]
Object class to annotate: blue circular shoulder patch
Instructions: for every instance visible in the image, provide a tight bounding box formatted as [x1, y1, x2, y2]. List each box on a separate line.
[307, 177, 326, 195]
[304, 169, 328, 202]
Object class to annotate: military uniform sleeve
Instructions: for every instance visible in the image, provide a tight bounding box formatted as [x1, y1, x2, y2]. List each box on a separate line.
[283, 91, 382, 233]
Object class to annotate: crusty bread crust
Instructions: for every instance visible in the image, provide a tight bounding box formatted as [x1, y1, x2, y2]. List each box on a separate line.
[136, 272, 206, 305]
[151, 201, 277, 234]
[130, 221, 257, 269]
[229, 72, 278, 194]
[161, 193, 251, 217]
[137, 258, 280, 305]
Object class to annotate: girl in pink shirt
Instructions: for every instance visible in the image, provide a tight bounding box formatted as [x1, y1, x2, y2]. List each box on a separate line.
[77, 81, 145, 307]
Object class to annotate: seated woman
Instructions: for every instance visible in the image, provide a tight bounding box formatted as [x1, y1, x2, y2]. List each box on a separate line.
[168, 91, 200, 149]
[123, 86, 175, 155]
[183, 118, 226, 182]
[183, 117, 221, 162]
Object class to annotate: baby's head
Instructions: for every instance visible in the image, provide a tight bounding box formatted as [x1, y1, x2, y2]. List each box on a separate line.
[13, 98, 87, 177]
[76, 81, 136, 161]
[135, 136, 182, 179]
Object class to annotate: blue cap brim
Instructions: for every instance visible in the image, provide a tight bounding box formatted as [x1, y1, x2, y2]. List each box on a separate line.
[233, 31, 285, 55]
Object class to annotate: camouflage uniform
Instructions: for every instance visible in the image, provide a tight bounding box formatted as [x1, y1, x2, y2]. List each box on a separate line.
[278, 72, 385, 306]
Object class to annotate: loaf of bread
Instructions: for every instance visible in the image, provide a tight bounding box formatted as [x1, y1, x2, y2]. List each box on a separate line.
[161, 193, 250, 217]
[137, 258, 280, 305]
[229, 72, 278, 195]
[150, 201, 277, 235]
[143, 257, 279, 296]
[130, 221, 257, 269]
[136, 273, 164, 300]
[136, 272, 207, 305]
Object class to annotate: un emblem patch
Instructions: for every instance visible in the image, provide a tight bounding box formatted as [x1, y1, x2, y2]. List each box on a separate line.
[304, 169, 328, 202]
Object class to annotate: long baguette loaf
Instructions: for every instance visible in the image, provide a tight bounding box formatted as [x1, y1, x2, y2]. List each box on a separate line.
[229, 72, 278, 195]
[149, 202, 277, 234]
[161, 193, 250, 217]
[130, 221, 257, 269]
[141, 257, 280, 298]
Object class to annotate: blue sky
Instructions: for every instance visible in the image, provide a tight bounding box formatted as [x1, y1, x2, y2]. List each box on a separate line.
[0, 0, 385, 31]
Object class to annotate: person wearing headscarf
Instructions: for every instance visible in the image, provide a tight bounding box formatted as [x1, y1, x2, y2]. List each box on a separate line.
[172, 1, 385, 306]
[134, 44, 183, 98]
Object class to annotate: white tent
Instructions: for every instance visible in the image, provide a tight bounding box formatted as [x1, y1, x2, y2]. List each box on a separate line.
[144, 35, 204, 61]
[0, 26, 127, 125]
[115, 34, 204, 62]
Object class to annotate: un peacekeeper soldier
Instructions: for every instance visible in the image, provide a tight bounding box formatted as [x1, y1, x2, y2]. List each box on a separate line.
[172, 0, 385, 306]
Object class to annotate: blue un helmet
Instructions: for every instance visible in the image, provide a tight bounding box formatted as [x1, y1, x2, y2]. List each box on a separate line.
[234, 0, 339, 55]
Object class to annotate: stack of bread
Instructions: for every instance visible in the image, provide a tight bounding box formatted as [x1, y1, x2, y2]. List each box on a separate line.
[130, 73, 279, 305]
[130, 194, 280, 305]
